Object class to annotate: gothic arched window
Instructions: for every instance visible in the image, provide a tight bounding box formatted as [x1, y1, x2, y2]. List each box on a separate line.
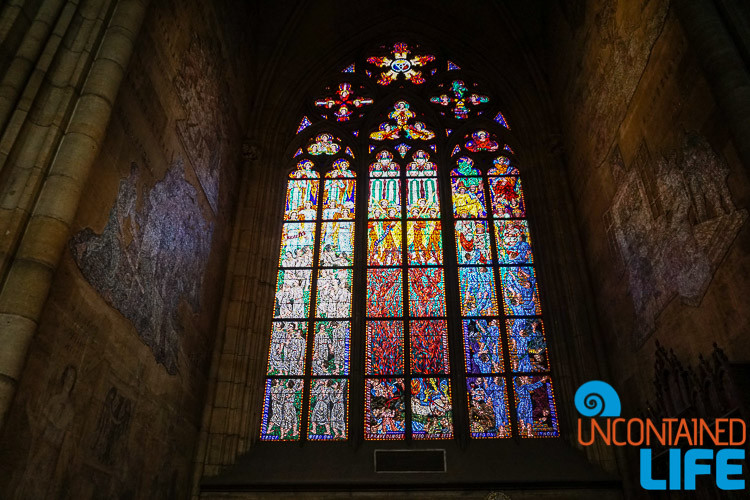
[260, 42, 559, 443]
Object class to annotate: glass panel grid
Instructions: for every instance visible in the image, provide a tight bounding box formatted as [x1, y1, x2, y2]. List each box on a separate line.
[264, 162, 356, 442]
[451, 155, 559, 440]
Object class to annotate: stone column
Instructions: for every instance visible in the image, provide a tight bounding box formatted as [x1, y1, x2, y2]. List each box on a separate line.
[674, 0, 750, 170]
[0, 0, 149, 430]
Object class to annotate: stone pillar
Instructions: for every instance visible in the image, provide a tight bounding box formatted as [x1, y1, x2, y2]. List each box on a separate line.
[0, 0, 149, 431]
[674, 0, 750, 170]
[190, 138, 285, 498]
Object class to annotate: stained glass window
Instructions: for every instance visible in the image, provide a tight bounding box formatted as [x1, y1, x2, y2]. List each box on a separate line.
[366, 139, 452, 440]
[264, 41, 559, 445]
[261, 153, 355, 441]
[366, 43, 435, 86]
[315, 83, 373, 122]
[451, 154, 558, 438]
[430, 80, 489, 120]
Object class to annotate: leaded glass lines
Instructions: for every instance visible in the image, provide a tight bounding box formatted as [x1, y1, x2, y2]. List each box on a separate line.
[451, 154, 558, 439]
[267, 43, 561, 447]
[261, 157, 355, 441]
[365, 145, 453, 440]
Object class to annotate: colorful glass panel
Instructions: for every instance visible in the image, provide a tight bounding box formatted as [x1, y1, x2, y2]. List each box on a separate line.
[284, 179, 319, 221]
[462, 319, 503, 374]
[395, 143, 411, 158]
[466, 376, 510, 438]
[406, 177, 440, 218]
[370, 101, 436, 141]
[312, 321, 350, 375]
[407, 220, 442, 265]
[451, 177, 486, 218]
[319, 221, 354, 267]
[410, 320, 449, 374]
[296, 116, 312, 134]
[488, 176, 525, 218]
[405, 121, 436, 141]
[342, 63, 354, 73]
[369, 150, 400, 178]
[322, 177, 355, 220]
[487, 156, 519, 176]
[495, 220, 534, 264]
[408, 268, 446, 317]
[290, 159, 319, 179]
[503, 144, 515, 154]
[308, 379, 348, 440]
[367, 221, 403, 266]
[451, 156, 480, 176]
[365, 378, 406, 440]
[494, 111, 509, 128]
[366, 321, 404, 374]
[411, 377, 453, 439]
[314, 82, 373, 122]
[507, 318, 548, 373]
[500, 266, 541, 316]
[447, 60, 461, 71]
[273, 269, 312, 319]
[315, 268, 353, 319]
[307, 133, 341, 155]
[455, 220, 492, 265]
[465, 130, 499, 152]
[458, 266, 498, 316]
[279, 222, 315, 268]
[406, 150, 437, 177]
[260, 378, 304, 441]
[366, 43, 435, 86]
[293, 148, 303, 158]
[368, 178, 401, 219]
[513, 376, 559, 437]
[266, 321, 307, 376]
[366, 268, 403, 317]
[429, 80, 489, 120]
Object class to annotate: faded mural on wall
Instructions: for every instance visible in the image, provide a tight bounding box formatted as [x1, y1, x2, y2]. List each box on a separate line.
[174, 34, 231, 214]
[605, 134, 747, 345]
[9, 365, 78, 499]
[70, 160, 213, 374]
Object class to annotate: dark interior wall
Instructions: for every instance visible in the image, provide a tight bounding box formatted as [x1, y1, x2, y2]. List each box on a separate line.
[549, 0, 749, 413]
[0, 1, 251, 498]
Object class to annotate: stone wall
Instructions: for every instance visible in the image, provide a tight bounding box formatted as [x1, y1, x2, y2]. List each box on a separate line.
[549, 0, 749, 427]
[0, 1, 250, 498]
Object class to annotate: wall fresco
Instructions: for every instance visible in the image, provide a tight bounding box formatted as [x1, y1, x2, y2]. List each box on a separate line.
[606, 135, 747, 345]
[70, 160, 213, 374]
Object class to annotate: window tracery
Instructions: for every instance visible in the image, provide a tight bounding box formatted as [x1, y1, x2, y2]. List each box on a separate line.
[260, 42, 559, 442]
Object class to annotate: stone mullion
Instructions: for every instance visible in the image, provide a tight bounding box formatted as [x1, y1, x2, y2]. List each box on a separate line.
[192, 150, 255, 491]
[0, 0, 108, 279]
[234, 164, 269, 458]
[0, 0, 67, 133]
[207, 158, 270, 470]
[240, 162, 281, 455]
[0, 0, 76, 165]
[0, 0, 148, 432]
[0, 0, 46, 48]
